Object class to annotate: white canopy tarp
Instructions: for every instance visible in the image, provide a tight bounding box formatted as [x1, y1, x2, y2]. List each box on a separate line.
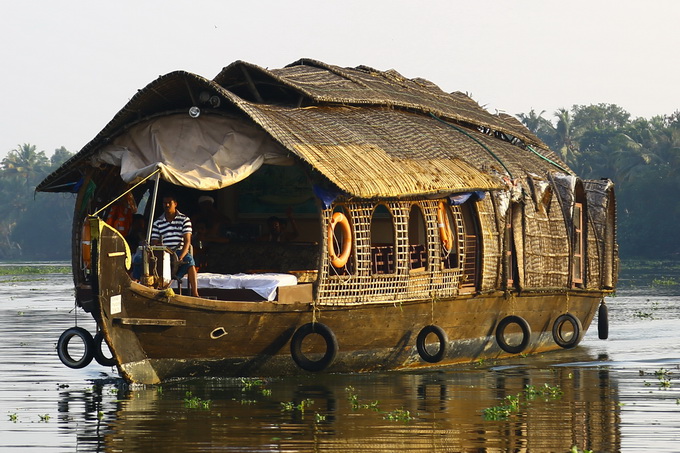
[95, 113, 292, 190]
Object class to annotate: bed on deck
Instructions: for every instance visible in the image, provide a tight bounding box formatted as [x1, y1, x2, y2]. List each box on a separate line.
[184, 272, 314, 303]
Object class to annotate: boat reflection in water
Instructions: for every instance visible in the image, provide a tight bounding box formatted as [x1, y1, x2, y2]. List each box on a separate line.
[57, 349, 620, 452]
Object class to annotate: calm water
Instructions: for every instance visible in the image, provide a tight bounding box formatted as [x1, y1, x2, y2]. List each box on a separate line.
[1, 264, 680, 452]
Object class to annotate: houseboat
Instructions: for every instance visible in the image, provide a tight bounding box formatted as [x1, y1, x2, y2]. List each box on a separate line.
[37, 59, 617, 384]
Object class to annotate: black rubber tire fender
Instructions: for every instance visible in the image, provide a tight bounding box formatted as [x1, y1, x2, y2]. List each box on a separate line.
[93, 331, 117, 367]
[57, 327, 94, 369]
[495, 315, 531, 354]
[598, 303, 609, 340]
[552, 313, 583, 349]
[416, 325, 449, 363]
[290, 322, 338, 372]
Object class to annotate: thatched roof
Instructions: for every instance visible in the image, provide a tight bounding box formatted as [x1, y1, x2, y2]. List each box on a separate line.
[37, 59, 571, 197]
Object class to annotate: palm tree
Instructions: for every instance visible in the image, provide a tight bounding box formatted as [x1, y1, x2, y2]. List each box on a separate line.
[517, 109, 557, 147]
[1, 143, 50, 190]
[554, 108, 579, 167]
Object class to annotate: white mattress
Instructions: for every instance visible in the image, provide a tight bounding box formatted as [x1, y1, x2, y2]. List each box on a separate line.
[195, 272, 297, 301]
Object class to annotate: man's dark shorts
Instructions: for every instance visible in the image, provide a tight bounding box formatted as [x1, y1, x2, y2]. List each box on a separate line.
[176, 252, 196, 279]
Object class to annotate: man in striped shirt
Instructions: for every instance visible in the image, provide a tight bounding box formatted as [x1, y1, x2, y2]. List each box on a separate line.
[151, 194, 199, 297]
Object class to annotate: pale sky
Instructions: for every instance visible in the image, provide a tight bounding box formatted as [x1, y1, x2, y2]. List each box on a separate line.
[2, 0, 678, 160]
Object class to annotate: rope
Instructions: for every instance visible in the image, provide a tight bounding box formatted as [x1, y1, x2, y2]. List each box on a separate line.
[429, 113, 513, 178]
[526, 145, 571, 173]
[93, 168, 161, 217]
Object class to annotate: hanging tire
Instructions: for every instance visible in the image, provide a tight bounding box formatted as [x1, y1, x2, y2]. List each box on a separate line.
[93, 331, 117, 367]
[495, 315, 531, 354]
[290, 322, 338, 372]
[552, 313, 583, 349]
[57, 327, 94, 369]
[416, 325, 449, 363]
[598, 303, 609, 340]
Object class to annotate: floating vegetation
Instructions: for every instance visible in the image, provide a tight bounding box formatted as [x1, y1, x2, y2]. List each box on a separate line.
[524, 383, 563, 400]
[345, 386, 380, 412]
[483, 384, 563, 421]
[633, 310, 654, 319]
[280, 398, 313, 413]
[640, 368, 673, 390]
[651, 277, 679, 286]
[0, 265, 70, 276]
[654, 368, 672, 389]
[383, 408, 413, 422]
[38, 414, 51, 422]
[8, 413, 18, 422]
[344, 386, 415, 422]
[183, 391, 212, 410]
[482, 395, 520, 420]
[239, 377, 271, 397]
[239, 377, 266, 391]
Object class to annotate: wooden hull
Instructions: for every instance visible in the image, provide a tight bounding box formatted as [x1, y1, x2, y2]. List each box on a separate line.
[93, 219, 605, 385]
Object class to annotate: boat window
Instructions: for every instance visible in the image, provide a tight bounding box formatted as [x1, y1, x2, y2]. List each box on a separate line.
[328, 205, 354, 275]
[408, 204, 428, 272]
[506, 203, 520, 289]
[572, 202, 584, 286]
[370, 204, 396, 275]
[459, 199, 481, 293]
[439, 202, 459, 270]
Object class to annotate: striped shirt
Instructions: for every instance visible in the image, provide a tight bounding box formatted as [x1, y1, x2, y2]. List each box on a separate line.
[151, 210, 192, 250]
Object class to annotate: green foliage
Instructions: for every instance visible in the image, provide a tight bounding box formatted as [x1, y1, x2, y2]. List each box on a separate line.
[280, 398, 313, 413]
[383, 408, 413, 422]
[344, 386, 414, 422]
[482, 383, 563, 421]
[651, 277, 679, 286]
[0, 265, 70, 275]
[518, 105, 680, 258]
[183, 391, 212, 409]
[0, 144, 74, 260]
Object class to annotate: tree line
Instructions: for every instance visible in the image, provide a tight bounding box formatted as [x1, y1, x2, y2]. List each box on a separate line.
[0, 144, 74, 260]
[518, 104, 680, 258]
[2, 103, 679, 261]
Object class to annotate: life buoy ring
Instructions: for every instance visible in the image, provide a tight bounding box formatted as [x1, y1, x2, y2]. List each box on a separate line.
[290, 322, 338, 372]
[598, 303, 609, 340]
[93, 331, 117, 367]
[416, 325, 449, 363]
[552, 313, 583, 349]
[81, 222, 91, 270]
[57, 327, 94, 369]
[495, 315, 531, 354]
[437, 201, 454, 253]
[328, 212, 352, 268]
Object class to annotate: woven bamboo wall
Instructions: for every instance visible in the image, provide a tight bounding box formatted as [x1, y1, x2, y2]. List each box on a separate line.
[522, 189, 570, 288]
[584, 179, 617, 289]
[317, 200, 465, 306]
[586, 224, 601, 288]
[477, 195, 503, 291]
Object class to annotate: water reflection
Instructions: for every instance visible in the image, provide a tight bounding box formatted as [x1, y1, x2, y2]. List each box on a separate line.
[53, 350, 621, 452]
[4, 266, 680, 452]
